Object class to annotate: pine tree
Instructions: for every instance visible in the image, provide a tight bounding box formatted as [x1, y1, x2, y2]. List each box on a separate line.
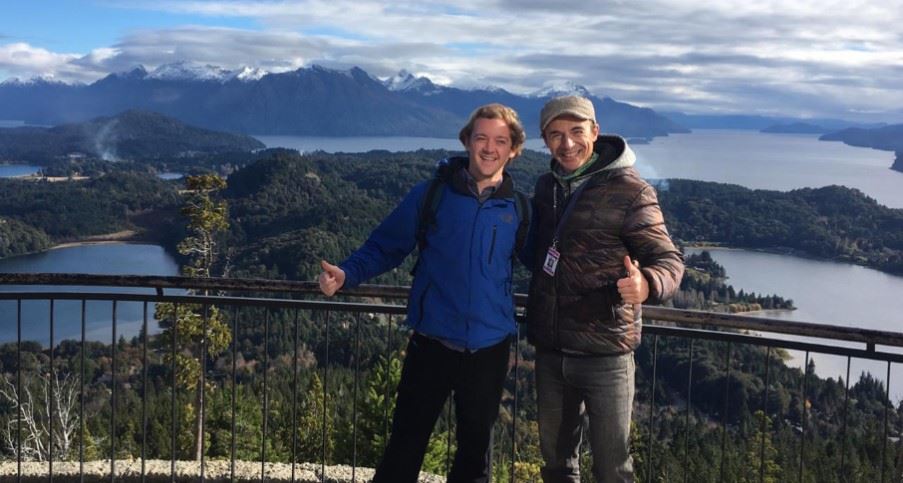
[154, 174, 231, 461]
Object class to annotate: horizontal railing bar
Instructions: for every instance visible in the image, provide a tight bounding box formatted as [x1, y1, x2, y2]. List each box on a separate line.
[0, 272, 525, 303]
[646, 325, 903, 364]
[0, 276, 901, 350]
[643, 306, 903, 348]
[0, 291, 408, 315]
[0, 272, 411, 299]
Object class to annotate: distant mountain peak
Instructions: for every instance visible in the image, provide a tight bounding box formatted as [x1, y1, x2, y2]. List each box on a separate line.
[148, 61, 234, 82]
[530, 80, 593, 98]
[1, 74, 71, 86]
[383, 70, 439, 93]
[232, 66, 267, 82]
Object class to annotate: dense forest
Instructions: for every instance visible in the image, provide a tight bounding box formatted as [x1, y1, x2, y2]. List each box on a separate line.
[0, 171, 182, 248]
[1, 148, 902, 481]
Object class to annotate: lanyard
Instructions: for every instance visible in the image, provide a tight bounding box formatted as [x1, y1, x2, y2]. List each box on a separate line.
[550, 180, 591, 249]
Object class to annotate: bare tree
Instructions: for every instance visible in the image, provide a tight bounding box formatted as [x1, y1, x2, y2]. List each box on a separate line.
[1, 371, 80, 461]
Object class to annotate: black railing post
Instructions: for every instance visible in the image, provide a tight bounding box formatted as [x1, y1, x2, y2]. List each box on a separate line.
[291, 309, 300, 483]
[141, 302, 148, 483]
[881, 361, 891, 483]
[647, 334, 659, 480]
[720, 341, 732, 481]
[201, 304, 208, 482]
[80, 300, 86, 483]
[322, 310, 331, 483]
[111, 300, 117, 483]
[799, 351, 810, 483]
[16, 299, 21, 483]
[840, 355, 852, 479]
[231, 306, 239, 483]
[352, 315, 361, 482]
[759, 346, 772, 483]
[684, 338, 694, 483]
[383, 315, 393, 451]
[49, 299, 55, 483]
[261, 309, 270, 483]
[511, 324, 520, 483]
[171, 303, 178, 482]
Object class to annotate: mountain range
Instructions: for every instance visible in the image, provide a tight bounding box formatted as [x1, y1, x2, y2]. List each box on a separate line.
[0, 62, 687, 139]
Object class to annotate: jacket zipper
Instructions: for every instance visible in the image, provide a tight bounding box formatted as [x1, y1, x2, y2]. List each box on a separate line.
[488, 225, 497, 265]
[465, 202, 485, 350]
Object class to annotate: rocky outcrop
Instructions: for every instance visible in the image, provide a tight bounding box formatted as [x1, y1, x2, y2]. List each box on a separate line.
[893, 151, 903, 173]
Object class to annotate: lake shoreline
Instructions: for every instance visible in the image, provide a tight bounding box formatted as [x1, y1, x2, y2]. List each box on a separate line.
[683, 242, 903, 278]
[50, 230, 145, 250]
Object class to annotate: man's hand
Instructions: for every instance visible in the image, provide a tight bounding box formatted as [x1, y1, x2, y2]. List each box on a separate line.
[617, 256, 649, 305]
[318, 260, 346, 297]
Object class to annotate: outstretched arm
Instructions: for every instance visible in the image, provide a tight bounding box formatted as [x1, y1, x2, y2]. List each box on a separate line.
[333, 182, 427, 290]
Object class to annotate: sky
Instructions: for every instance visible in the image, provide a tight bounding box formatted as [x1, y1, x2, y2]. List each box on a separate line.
[1, 0, 902, 122]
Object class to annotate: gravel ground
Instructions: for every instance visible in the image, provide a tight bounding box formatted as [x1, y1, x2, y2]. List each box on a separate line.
[0, 460, 446, 482]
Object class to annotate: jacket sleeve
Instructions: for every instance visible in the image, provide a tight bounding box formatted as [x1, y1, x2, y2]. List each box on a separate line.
[339, 182, 426, 288]
[622, 185, 685, 305]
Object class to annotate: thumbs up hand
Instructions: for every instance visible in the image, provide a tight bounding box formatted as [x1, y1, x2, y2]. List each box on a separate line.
[616, 255, 649, 305]
[318, 260, 346, 297]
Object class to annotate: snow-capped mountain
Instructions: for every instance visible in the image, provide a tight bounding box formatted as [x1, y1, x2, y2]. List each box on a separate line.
[0, 75, 75, 86]
[382, 69, 441, 94]
[530, 80, 593, 99]
[0, 64, 687, 138]
[146, 62, 270, 83]
[233, 66, 268, 82]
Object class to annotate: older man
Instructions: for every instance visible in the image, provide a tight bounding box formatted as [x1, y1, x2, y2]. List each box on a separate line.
[525, 96, 684, 482]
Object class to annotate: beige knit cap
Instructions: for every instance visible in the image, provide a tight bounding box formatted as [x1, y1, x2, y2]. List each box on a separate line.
[540, 95, 596, 133]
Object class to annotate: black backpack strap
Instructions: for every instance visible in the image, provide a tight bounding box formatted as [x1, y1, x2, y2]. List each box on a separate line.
[415, 177, 445, 252]
[411, 160, 451, 276]
[513, 190, 531, 257]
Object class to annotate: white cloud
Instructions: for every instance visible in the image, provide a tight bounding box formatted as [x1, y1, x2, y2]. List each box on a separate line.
[0, 42, 80, 80]
[3, 0, 903, 121]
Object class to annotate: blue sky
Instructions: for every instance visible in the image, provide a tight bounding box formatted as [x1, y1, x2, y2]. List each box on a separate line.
[2, 0, 902, 122]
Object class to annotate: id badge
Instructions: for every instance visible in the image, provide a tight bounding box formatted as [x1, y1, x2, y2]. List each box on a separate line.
[542, 246, 560, 276]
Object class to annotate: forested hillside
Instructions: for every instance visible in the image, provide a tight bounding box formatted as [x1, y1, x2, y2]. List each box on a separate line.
[0, 110, 263, 164]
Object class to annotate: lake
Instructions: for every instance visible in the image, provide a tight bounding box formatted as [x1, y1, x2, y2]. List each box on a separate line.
[686, 247, 903, 399]
[633, 130, 901, 208]
[256, 130, 903, 208]
[0, 164, 40, 177]
[0, 244, 179, 345]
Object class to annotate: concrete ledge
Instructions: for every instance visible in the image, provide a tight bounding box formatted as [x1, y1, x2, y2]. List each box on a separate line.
[0, 460, 446, 482]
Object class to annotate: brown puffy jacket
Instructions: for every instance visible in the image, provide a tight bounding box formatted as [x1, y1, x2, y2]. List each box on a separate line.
[526, 136, 684, 355]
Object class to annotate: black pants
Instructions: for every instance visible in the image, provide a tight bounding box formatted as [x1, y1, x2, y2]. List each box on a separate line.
[372, 333, 511, 483]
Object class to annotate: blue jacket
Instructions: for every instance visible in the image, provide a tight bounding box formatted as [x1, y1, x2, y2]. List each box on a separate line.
[339, 158, 521, 350]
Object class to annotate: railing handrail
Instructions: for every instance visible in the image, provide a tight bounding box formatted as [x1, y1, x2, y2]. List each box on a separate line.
[2, 272, 903, 349]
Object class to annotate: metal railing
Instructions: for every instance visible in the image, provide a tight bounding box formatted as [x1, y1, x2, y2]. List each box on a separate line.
[1, 273, 902, 482]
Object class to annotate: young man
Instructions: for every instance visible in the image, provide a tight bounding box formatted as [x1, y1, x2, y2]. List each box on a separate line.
[525, 96, 684, 482]
[318, 104, 528, 483]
